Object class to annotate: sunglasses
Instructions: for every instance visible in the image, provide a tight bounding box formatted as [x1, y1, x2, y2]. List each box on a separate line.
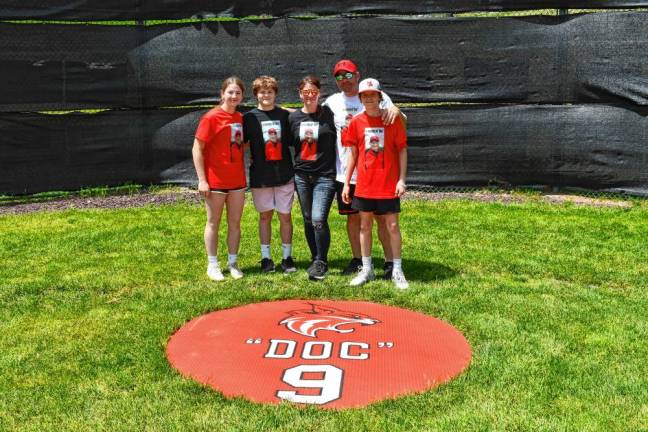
[301, 90, 320, 96]
[335, 72, 355, 81]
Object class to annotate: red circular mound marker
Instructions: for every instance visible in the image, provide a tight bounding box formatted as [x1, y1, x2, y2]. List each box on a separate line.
[167, 300, 471, 409]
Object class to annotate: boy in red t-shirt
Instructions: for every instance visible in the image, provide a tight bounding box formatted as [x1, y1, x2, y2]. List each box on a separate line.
[341, 78, 409, 289]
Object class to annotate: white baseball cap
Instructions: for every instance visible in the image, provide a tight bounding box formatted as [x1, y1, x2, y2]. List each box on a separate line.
[358, 78, 381, 94]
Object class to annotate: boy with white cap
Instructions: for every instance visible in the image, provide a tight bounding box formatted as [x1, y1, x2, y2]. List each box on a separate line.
[324, 59, 405, 279]
[341, 78, 409, 289]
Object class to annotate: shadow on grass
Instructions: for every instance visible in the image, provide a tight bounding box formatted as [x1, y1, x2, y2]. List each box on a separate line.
[403, 260, 458, 282]
[326, 258, 457, 283]
[240, 258, 457, 283]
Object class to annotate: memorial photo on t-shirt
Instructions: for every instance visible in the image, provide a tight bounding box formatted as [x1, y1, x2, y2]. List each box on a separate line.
[364, 127, 385, 170]
[230, 123, 243, 163]
[262, 120, 282, 161]
[299, 122, 319, 161]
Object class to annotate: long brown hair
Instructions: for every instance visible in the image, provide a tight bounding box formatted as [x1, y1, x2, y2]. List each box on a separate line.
[220, 76, 245, 97]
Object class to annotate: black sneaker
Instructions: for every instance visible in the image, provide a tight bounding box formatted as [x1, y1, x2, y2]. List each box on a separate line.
[383, 261, 394, 280]
[281, 256, 297, 273]
[260, 257, 275, 273]
[342, 257, 363, 275]
[308, 260, 328, 281]
[306, 260, 316, 275]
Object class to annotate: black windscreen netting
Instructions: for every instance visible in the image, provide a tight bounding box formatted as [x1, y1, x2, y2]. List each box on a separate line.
[1, 110, 147, 194]
[133, 13, 648, 107]
[0, 1, 139, 20]
[3, 13, 648, 112]
[0, 23, 142, 112]
[2, 10, 647, 195]
[404, 105, 648, 193]
[2, 105, 646, 195]
[2, 0, 648, 20]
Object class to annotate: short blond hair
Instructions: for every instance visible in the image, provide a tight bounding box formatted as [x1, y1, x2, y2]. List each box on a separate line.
[252, 75, 278, 96]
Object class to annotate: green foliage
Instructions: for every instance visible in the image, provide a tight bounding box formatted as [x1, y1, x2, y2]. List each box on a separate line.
[78, 184, 142, 198]
[0, 199, 646, 431]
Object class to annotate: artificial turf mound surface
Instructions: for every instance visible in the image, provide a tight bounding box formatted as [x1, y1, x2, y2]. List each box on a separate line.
[1, 193, 646, 431]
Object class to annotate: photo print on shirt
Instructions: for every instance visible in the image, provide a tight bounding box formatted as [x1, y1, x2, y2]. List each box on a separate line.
[230, 123, 243, 162]
[299, 121, 319, 161]
[364, 127, 385, 170]
[262, 120, 283, 161]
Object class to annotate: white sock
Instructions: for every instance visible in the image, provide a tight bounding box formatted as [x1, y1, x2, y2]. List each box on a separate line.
[282, 243, 292, 260]
[208, 256, 218, 266]
[393, 258, 402, 271]
[228, 254, 238, 266]
[261, 244, 271, 259]
[362, 256, 372, 271]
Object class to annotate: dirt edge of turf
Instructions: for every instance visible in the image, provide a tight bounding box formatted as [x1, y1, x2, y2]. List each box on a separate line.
[0, 188, 634, 216]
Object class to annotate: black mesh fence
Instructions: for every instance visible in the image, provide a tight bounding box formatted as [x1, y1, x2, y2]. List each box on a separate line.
[4, 13, 648, 112]
[2, 105, 646, 196]
[2, 0, 648, 20]
[1, 9, 648, 197]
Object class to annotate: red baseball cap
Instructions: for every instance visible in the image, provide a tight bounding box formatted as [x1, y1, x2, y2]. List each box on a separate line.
[333, 59, 358, 75]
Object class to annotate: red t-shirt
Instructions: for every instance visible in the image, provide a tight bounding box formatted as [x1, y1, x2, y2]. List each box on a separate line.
[300, 139, 318, 161]
[342, 112, 407, 199]
[195, 107, 246, 189]
[265, 140, 283, 161]
[364, 150, 384, 170]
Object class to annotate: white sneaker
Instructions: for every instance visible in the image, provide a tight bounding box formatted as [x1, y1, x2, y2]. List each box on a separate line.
[350, 267, 375, 286]
[227, 262, 244, 279]
[207, 264, 224, 282]
[392, 268, 409, 289]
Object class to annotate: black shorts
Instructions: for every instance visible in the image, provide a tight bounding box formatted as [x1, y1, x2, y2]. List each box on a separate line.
[335, 181, 358, 215]
[351, 196, 401, 215]
[210, 187, 246, 194]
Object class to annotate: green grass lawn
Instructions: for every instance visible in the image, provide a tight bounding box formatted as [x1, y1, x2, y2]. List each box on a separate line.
[0, 197, 646, 431]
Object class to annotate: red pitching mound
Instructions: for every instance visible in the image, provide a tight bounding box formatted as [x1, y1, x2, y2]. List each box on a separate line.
[167, 300, 471, 409]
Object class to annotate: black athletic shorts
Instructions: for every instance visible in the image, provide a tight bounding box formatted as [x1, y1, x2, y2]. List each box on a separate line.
[210, 186, 246, 194]
[335, 181, 358, 215]
[351, 196, 401, 215]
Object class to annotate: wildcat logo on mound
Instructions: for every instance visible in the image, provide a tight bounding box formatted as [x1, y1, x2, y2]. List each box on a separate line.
[166, 300, 472, 409]
[279, 303, 379, 337]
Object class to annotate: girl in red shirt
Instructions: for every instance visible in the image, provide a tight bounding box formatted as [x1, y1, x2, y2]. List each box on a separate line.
[192, 76, 247, 281]
[342, 78, 409, 289]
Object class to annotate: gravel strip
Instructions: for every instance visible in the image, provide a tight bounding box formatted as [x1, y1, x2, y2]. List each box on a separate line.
[0, 191, 201, 216]
[0, 189, 632, 216]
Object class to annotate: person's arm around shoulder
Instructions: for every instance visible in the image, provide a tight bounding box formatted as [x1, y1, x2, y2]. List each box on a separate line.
[192, 138, 210, 197]
[242, 112, 253, 150]
[380, 92, 407, 127]
[287, 110, 300, 151]
[280, 105, 296, 114]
